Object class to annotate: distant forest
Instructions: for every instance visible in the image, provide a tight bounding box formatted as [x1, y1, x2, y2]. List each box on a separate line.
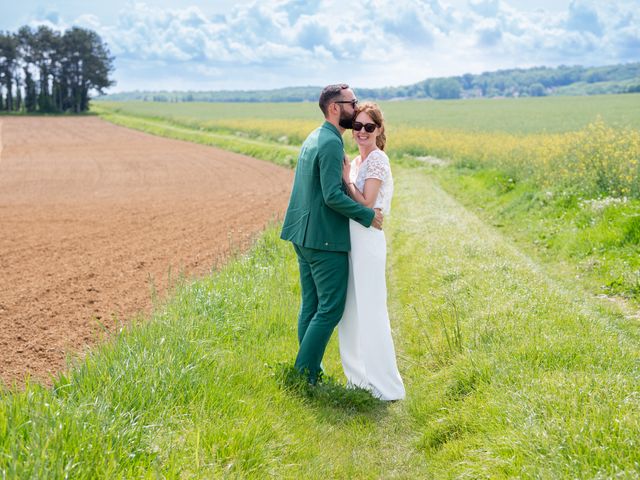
[103, 62, 640, 103]
[0, 25, 115, 113]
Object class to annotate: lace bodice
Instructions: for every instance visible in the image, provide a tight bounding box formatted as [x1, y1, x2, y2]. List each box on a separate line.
[350, 149, 393, 215]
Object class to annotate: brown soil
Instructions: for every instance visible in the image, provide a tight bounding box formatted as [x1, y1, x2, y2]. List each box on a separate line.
[0, 116, 293, 387]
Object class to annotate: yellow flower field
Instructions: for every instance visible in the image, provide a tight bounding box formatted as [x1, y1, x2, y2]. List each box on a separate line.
[204, 117, 640, 199]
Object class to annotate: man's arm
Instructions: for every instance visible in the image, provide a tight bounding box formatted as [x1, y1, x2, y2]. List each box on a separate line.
[318, 139, 376, 228]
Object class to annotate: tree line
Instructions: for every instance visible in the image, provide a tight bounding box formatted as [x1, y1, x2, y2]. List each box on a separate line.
[0, 25, 115, 113]
[102, 62, 640, 103]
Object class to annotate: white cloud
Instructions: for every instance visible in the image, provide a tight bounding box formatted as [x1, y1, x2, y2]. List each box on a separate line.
[610, 24, 640, 59]
[381, 3, 436, 45]
[19, 0, 640, 91]
[292, 17, 336, 57]
[566, 0, 603, 36]
[469, 0, 501, 17]
[475, 18, 503, 47]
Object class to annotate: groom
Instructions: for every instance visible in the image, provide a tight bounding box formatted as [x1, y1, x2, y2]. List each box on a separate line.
[280, 83, 383, 384]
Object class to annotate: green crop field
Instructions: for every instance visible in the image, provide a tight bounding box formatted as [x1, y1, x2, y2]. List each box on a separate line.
[99, 93, 640, 133]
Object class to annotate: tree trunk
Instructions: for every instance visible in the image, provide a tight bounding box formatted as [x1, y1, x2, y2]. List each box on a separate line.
[4, 79, 13, 111]
[81, 85, 89, 112]
[16, 85, 22, 112]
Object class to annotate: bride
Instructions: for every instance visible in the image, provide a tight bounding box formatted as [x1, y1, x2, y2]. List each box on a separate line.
[339, 102, 405, 401]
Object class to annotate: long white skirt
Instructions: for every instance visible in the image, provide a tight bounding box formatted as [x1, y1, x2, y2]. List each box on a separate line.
[338, 219, 405, 401]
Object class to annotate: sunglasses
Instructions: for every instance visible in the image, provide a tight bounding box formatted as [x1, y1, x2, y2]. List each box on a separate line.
[353, 121, 378, 133]
[334, 99, 358, 107]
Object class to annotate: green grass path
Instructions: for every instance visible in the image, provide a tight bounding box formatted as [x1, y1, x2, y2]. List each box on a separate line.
[2, 128, 639, 477]
[388, 167, 640, 477]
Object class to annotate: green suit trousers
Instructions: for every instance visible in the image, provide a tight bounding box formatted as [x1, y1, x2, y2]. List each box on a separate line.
[293, 243, 348, 382]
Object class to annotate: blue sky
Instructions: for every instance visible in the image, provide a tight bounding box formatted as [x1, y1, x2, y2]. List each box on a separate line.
[2, 0, 639, 92]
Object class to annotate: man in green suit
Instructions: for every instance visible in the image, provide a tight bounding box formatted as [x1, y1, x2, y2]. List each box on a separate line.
[280, 84, 383, 383]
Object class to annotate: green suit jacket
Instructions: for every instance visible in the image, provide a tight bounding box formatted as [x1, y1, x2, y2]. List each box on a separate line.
[280, 121, 375, 252]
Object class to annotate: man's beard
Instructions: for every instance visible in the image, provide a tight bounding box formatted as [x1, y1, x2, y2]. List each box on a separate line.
[338, 110, 354, 129]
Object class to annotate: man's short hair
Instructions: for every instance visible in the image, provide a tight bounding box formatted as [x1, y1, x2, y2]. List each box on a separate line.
[319, 83, 349, 117]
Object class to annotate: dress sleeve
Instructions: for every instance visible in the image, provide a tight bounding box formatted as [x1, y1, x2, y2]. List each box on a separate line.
[365, 150, 389, 181]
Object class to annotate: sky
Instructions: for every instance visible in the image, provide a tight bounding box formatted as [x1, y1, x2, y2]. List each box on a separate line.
[2, 0, 639, 93]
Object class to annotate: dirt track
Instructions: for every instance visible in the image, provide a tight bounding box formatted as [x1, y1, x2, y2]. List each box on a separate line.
[0, 116, 293, 386]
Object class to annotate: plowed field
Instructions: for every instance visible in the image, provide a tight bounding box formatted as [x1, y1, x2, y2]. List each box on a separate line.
[0, 117, 293, 386]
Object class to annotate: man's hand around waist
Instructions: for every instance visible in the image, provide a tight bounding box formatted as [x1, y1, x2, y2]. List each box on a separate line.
[371, 208, 383, 230]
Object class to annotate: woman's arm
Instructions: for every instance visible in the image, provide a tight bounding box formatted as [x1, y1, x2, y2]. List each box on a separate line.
[346, 178, 382, 208]
[343, 151, 388, 208]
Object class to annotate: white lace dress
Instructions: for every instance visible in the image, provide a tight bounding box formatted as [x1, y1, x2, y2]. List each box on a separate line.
[338, 149, 405, 400]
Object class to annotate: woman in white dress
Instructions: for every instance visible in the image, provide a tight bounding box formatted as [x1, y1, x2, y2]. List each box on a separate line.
[339, 102, 405, 401]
